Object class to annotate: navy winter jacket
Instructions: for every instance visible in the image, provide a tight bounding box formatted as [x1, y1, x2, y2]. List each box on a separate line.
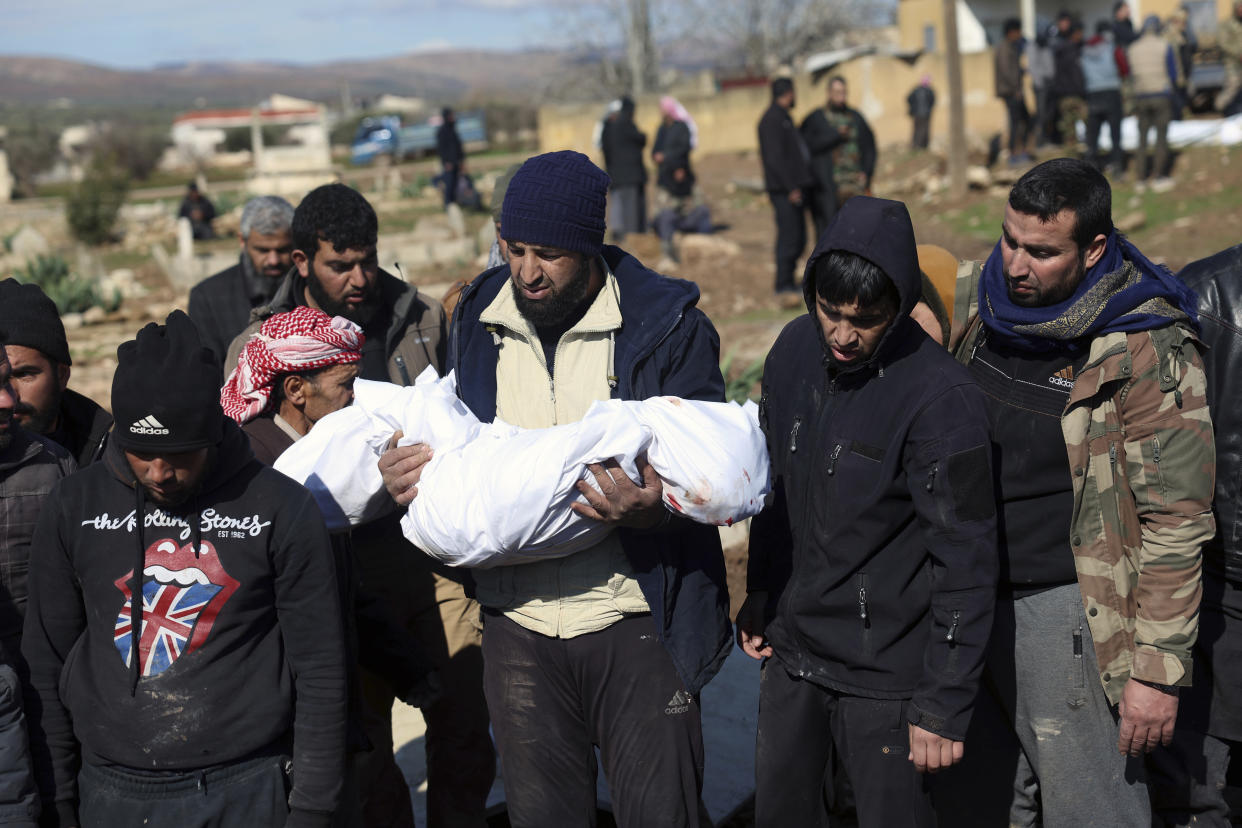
[748, 197, 998, 740]
[448, 247, 732, 694]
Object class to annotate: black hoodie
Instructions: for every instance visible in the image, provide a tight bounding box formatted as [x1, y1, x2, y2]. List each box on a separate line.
[747, 197, 998, 740]
[21, 419, 346, 827]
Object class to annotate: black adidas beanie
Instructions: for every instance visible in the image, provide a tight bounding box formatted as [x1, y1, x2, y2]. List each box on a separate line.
[0, 278, 72, 365]
[111, 310, 224, 453]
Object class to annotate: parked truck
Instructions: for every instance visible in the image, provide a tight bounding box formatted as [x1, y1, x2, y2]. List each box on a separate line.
[349, 112, 487, 165]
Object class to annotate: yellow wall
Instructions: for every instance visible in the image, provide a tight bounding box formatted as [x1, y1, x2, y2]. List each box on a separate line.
[538, 51, 1007, 161]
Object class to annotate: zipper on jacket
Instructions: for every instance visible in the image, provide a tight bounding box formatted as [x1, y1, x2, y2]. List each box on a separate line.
[857, 574, 869, 622]
[945, 609, 960, 644]
[925, 465, 938, 493]
[1109, 443, 1117, 475]
[827, 443, 842, 476]
[790, 419, 801, 454]
[394, 354, 412, 386]
[1152, 437, 1161, 465]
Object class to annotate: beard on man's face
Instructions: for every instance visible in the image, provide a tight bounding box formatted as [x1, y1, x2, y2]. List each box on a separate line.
[512, 256, 594, 328]
[306, 267, 379, 325]
[1004, 253, 1088, 308]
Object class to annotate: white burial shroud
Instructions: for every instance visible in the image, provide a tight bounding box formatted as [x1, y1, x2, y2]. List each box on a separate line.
[273, 368, 770, 568]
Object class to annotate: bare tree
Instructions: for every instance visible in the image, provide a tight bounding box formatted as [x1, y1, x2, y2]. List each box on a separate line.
[675, 0, 892, 75]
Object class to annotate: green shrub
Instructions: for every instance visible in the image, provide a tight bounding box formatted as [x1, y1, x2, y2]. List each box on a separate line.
[721, 351, 765, 404]
[64, 156, 130, 246]
[12, 254, 121, 315]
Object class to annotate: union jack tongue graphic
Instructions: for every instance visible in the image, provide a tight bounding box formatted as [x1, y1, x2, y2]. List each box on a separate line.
[113, 539, 239, 677]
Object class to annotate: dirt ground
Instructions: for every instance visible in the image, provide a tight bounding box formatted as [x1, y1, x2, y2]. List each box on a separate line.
[25, 138, 1242, 825]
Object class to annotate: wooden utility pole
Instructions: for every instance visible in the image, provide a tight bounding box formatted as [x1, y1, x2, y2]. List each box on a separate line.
[626, 0, 659, 95]
[943, 0, 967, 198]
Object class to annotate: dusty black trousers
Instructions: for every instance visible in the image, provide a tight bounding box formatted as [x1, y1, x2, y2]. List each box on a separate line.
[754, 659, 935, 828]
[769, 193, 807, 293]
[482, 611, 707, 828]
[77, 754, 292, 828]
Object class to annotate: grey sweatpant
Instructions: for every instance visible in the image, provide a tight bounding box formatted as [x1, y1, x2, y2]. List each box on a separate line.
[934, 583, 1150, 827]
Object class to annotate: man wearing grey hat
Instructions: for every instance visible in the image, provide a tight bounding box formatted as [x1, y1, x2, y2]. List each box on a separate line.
[379, 150, 731, 827]
[0, 278, 112, 468]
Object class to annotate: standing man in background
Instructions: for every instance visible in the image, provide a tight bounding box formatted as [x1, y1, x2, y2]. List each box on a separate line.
[907, 75, 936, 150]
[995, 19, 1032, 163]
[601, 96, 648, 244]
[802, 76, 876, 225]
[759, 78, 813, 297]
[436, 108, 465, 209]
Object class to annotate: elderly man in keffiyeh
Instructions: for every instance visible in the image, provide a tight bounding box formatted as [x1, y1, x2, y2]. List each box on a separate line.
[221, 306, 364, 464]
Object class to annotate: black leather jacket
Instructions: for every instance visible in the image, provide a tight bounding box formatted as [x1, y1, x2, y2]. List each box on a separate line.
[1179, 245, 1242, 582]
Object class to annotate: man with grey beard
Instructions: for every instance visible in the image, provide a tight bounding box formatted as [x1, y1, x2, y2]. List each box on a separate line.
[189, 195, 296, 378]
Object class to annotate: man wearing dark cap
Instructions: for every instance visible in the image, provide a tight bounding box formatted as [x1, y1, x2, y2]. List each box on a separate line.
[0, 331, 75, 826]
[758, 77, 814, 295]
[0, 278, 112, 467]
[379, 150, 731, 827]
[20, 311, 346, 827]
[226, 183, 492, 828]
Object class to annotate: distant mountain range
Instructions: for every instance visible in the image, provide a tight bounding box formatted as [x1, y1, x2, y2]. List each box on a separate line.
[0, 50, 575, 108]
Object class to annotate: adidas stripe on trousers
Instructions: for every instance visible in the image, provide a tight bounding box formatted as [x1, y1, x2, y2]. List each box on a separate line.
[482, 611, 708, 828]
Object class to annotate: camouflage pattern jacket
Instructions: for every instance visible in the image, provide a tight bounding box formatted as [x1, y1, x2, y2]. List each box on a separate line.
[957, 313, 1215, 705]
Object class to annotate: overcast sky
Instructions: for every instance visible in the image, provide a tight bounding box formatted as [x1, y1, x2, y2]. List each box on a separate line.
[1, 0, 566, 67]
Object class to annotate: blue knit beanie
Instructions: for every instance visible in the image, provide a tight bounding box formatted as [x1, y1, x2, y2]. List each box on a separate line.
[501, 151, 610, 256]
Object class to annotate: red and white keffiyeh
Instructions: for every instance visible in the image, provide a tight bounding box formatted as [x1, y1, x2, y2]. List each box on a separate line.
[220, 306, 364, 424]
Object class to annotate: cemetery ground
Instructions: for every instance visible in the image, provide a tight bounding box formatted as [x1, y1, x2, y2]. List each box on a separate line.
[3, 140, 1242, 825]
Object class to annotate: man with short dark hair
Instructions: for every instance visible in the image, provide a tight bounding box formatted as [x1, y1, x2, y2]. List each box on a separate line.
[21, 310, 346, 827]
[189, 195, 296, 377]
[0, 279, 112, 468]
[379, 150, 731, 827]
[937, 157, 1214, 825]
[758, 77, 813, 295]
[226, 183, 493, 828]
[801, 76, 877, 236]
[996, 19, 1032, 163]
[739, 196, 998, 827]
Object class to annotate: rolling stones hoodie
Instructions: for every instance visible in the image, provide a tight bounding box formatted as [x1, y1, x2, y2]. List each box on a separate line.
[21, 312, 345, 827]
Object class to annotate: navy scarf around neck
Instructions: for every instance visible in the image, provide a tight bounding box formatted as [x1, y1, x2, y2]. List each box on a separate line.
[978, 231, 1199, 353]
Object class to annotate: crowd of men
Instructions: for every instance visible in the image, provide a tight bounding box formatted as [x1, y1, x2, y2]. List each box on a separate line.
[995, 2, 1241, 188]
[0, 136, 1241, 828]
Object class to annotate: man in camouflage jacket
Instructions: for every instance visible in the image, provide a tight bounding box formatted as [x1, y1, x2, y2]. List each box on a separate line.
[936, 158, 1214, 827]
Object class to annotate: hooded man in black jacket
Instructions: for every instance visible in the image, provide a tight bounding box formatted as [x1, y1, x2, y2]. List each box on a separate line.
[20, 311, 346, 828]
[738, 196, 998, 827]
[758, 77, 814, 296]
